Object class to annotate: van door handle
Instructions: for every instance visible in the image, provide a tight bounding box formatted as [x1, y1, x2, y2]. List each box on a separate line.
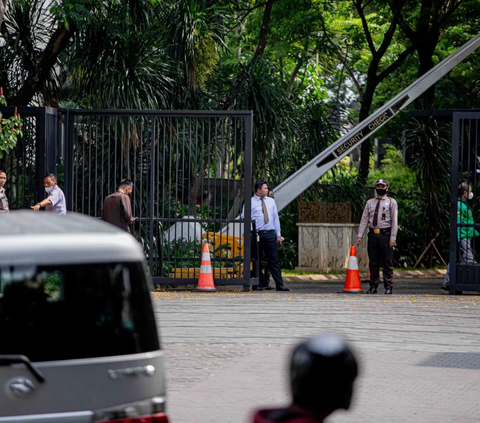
[0, 355, 46, 383]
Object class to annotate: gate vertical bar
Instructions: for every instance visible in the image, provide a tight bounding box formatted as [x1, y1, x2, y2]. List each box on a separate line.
[64, 110, 75, 210]
[450, 113, 460, 294]
[243, 112, 253, 289]
[149, 117, 156, 276]
[35, 108, 47, 204]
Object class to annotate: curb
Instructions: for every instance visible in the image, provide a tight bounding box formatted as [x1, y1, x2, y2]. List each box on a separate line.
[284, 269, 446, 282]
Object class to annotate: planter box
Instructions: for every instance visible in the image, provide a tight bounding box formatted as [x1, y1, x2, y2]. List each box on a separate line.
[298, 199, 352, 224]
[296, 223, 368, 272]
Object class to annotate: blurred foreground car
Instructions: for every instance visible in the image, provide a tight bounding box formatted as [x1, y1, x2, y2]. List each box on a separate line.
[0, 211, 167, 423]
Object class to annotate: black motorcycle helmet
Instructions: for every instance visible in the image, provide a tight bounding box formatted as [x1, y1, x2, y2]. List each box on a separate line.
[290, 334, 359, 413]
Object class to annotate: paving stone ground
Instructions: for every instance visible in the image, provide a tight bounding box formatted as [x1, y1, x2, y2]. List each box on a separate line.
[153, 279, 480, 423]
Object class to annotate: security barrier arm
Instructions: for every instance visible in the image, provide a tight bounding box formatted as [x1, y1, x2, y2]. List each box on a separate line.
[274, 33, 480, 212]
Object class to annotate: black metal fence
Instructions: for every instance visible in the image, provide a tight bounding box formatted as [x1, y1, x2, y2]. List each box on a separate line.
[0, 108, 254, 288]
[449, 112, 480, 294]
[0, 107, 59, 208]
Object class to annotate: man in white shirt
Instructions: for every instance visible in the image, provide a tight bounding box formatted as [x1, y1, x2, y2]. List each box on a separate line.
[251, 181, 289, 291]
[31, 174, 67, 215]
[0, 170, 9, 213]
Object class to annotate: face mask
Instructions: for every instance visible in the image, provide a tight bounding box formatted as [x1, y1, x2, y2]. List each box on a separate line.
[468, 192, 474, 200]
[376, 188, 387, 196]
[45, 186, 53, 194]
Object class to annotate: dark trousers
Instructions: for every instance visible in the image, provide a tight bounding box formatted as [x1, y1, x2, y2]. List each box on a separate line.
[258, 231, 284, 288]
[261, 252, 272, 287]
[368, 231, 394, 289]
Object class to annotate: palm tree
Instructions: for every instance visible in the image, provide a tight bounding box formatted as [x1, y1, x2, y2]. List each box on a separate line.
[402, 117, 451, 266]
[0, 0, 60, 105]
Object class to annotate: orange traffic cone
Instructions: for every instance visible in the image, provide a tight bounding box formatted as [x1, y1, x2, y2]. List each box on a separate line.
[195, 242, 217, 292]
[343, 246, 362, 293]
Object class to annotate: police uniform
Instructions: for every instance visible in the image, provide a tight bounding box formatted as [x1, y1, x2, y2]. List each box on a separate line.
[357, 179, 398, 293]
[0, 187, 9, 213]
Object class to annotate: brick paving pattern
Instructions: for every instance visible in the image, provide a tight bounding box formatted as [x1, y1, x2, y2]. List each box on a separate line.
[154, 283, 480, 423]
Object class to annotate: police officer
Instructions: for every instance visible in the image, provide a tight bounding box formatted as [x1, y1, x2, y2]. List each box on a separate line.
[355, 179, 398, 294]
[251, 334, 359, 423]
[0, 170, 9, 213]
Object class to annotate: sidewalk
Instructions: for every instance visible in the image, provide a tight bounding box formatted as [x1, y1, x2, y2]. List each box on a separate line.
[284, 268, 446, 282]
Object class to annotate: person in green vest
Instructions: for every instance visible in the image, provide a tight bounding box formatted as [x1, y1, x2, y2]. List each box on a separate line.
[442, 182, 479, 290]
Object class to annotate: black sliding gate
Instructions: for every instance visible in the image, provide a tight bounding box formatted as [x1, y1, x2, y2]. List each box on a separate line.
[449, 112, 480, 294]
[0, 108, 254, 288]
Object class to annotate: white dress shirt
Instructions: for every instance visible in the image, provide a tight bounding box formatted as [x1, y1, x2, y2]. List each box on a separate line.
[45, 186, 67, 215]
[250, 195, 281, 237]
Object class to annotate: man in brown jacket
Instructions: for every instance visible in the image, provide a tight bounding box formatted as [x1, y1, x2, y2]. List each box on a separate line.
[102, 179, 135, 233]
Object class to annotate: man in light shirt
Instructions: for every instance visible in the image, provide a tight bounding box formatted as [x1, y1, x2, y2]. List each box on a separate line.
[251, 180, 289, 292]
[0, 170, 9, 213]
[31, 174, 67, 215]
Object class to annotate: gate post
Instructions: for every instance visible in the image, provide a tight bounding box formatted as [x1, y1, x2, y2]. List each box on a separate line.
[35, 107, 59, 203]
[243, 112, 253, 291]
[450, 112, 480, 294]
[449, 113, 460, 294]
[35, 108, 47, 204]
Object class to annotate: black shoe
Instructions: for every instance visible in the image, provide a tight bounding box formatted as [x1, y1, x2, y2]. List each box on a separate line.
[276, 286, 290, 292]
[441, 285, 449, 291]
[252, 286, 265, 291]
[366, 287, 377, 294]
[384, 288, 393, 295]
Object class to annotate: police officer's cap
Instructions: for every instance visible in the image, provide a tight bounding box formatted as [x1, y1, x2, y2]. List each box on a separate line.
[290, 334, 358, 413]
[375, 179, 388, 186]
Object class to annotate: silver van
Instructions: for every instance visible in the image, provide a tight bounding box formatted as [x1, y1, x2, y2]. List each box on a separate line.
[0, 211, 167, 423]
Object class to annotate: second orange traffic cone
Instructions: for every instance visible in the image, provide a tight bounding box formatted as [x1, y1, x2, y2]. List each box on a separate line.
[343, 246, 362, 293]
[195, 242, 217, 292]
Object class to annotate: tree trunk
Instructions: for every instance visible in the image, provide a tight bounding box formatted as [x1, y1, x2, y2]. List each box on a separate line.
[413, 32, 440, 109]
[357, 85, 375, 181]
[250, 0, 277, 66]
[287, 56, 305, 100]
[11, 26, 73, 106]
[0, 0, 7, 29]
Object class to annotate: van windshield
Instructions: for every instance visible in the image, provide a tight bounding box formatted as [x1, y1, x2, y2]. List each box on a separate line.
[0, 263, 159, 362]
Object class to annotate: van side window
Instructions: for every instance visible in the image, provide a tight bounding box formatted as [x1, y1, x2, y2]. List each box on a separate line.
[0, 263, 159, 362]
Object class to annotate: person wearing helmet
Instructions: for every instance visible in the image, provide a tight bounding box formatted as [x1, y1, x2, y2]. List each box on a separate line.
[252, 334, 359, 423]
[355, 179, 398, 294]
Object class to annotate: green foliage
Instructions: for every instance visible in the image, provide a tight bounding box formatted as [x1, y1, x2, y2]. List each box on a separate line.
[1, 0, 479, 271]
[50, 0, 97, 30]
[0, 90, 22, 157]
[278, 240, 298, 270]
[317, 170, 370, 221]
[402, 118, 451, 239]
[44, 272, 61, 291]
[369, 145, 416, 190]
